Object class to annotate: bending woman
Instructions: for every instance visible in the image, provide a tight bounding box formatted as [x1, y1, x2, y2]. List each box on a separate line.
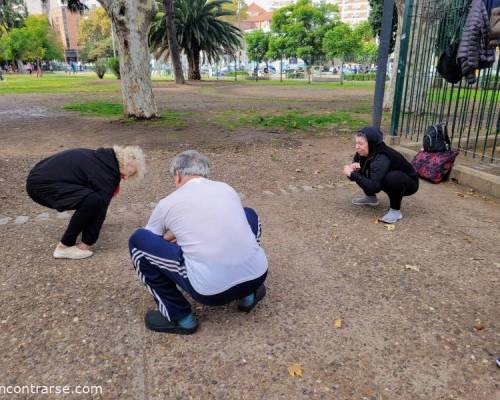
[26, 146, 146, 259]
[343, 127, 419, 224]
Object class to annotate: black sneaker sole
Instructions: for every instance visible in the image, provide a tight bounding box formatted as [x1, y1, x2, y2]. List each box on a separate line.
[238, 285, 266, 313]
[144, 314, 198, 335]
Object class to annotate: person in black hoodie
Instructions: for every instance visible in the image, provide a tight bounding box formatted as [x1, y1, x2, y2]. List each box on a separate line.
[26, 146, 146, 259]
[343, 127, 419, 224]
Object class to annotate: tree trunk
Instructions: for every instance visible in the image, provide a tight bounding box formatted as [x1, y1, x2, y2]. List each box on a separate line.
[307, 65, 311, 84]
[99, 0, 158, 119]
[187, 48, 201, 80]
[234, 55, 237, 81]
[383, 0, 404, 111]
[164, 0, 184, 84]
[340, 58, 344, 85]
[280, 57, 283, 82]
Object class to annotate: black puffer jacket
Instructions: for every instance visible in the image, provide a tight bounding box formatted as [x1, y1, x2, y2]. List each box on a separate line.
[457, 0, 496, 84]
[26, 148, 121, 211]
[349, 127, 418, 194]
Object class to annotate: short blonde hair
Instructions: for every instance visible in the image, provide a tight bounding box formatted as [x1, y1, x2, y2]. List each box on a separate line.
[113, 145, 146, 180]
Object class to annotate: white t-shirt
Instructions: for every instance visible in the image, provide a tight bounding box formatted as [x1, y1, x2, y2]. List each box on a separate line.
[145, 178, 268, 295]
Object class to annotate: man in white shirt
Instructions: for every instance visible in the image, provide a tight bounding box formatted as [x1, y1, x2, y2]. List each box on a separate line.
[129, 150, 268, 334]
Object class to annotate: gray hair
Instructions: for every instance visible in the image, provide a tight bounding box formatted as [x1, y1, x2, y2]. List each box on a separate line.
[170, 150, 210, 178]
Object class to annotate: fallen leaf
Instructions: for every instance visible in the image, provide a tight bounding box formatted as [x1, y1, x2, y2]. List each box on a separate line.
[333, 318, 343, 328]
[405, 264, 420, 272]
[372, 218, 379, 224]
[384, 225, 395, 231]
[456, 192, 465, 198]
[331, 233, 338, 241]
[295, 168, 303, 173]
[288, 363, 303, 377]
[463, 236, 473, 243]
[474, 320, 485, 331]
[495, 262, 500, 269]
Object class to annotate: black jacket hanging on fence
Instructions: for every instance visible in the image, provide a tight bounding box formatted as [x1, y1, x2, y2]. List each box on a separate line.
[457, 0, 496, 84]
[26, 148, 121, 212]
[489, 6, 500, 46]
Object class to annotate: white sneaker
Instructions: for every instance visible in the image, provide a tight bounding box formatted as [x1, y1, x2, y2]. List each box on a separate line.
[53, 245, 93, 259]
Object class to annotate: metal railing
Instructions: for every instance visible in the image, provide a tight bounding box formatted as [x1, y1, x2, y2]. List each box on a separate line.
[391, 0, 500, 163]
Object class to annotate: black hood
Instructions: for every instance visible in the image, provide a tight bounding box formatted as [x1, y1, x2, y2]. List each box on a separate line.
[359, 126, 384, 155]
[94, 147, 120, 174]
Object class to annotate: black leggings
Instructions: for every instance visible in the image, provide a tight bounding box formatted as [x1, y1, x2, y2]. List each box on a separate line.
[364, 171, 419, 210]
[60, 193, 109, 246]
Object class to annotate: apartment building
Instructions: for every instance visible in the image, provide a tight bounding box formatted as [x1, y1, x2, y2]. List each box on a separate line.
[24, 0, 100, 61]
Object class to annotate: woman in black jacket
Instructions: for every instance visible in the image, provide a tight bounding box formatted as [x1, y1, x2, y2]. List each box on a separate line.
[343, 127, 419, 224]
[26, 146, 146, 259]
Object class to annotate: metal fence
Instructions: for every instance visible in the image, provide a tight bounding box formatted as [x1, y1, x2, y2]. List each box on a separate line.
[390, 0, 500, 163]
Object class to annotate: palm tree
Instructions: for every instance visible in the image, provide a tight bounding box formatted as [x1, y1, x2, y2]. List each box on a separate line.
[150, 0, 242, 80]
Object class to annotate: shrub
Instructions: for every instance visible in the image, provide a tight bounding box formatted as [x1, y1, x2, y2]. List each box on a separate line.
[95, 59, 107, 79]
[108, 57, 120, 79]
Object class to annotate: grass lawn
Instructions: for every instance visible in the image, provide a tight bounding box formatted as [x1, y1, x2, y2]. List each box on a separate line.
[0, 72, 120, 94]
[62, 101, 192, 128]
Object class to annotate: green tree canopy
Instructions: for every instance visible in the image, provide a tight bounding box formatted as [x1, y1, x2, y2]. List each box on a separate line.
[77, 7, 113, 62]
[323, 22, 362, 62]
[0, 0, 26, 34]
[353, 21, 378, 64]
[271, 0, 339, 81]
[0, 15, 63, 62]
[245, 29, 269, 66]
[323, 22, 363, 84]
[368, 0, 397, 53]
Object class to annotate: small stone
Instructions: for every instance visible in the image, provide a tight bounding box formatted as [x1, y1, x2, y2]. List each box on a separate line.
[15, 216, 29, 225]
[56, 212, 70, 219]
[36, 212, 50, 220]
[73, 317, 79, 323]
[0, 216, 11, 225]
[302, 185, 313, 191]
[263, 190, 274, 196]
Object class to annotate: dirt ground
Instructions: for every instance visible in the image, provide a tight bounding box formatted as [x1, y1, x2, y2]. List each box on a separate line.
[0, 81, 499, 400]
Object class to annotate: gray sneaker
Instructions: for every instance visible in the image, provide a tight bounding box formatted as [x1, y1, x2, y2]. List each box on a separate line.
[379, 209, 402, 224]
[352, 195, 379, 206]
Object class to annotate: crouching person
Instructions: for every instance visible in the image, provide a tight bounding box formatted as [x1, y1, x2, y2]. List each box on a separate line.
[26, 146, 146, 259]
[129, 150, 268, 335]
[343, 126, 419, 224]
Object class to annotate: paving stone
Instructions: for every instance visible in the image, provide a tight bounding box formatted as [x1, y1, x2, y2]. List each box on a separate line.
[0, 216, 11, 225]
[36, 212, 50, 220]
[14, 216, 29, 225]
[56, 212, 71, 219]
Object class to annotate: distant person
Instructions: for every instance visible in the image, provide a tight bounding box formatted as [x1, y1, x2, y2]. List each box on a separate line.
[129, 150, 268, 334]
[343, 127, 419, 224]
[26, 62, 33, 75]
[26, 146, 146, 259]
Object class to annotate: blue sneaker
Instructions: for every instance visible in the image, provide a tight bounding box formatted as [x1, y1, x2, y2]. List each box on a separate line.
[237, 285, 266, 313]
